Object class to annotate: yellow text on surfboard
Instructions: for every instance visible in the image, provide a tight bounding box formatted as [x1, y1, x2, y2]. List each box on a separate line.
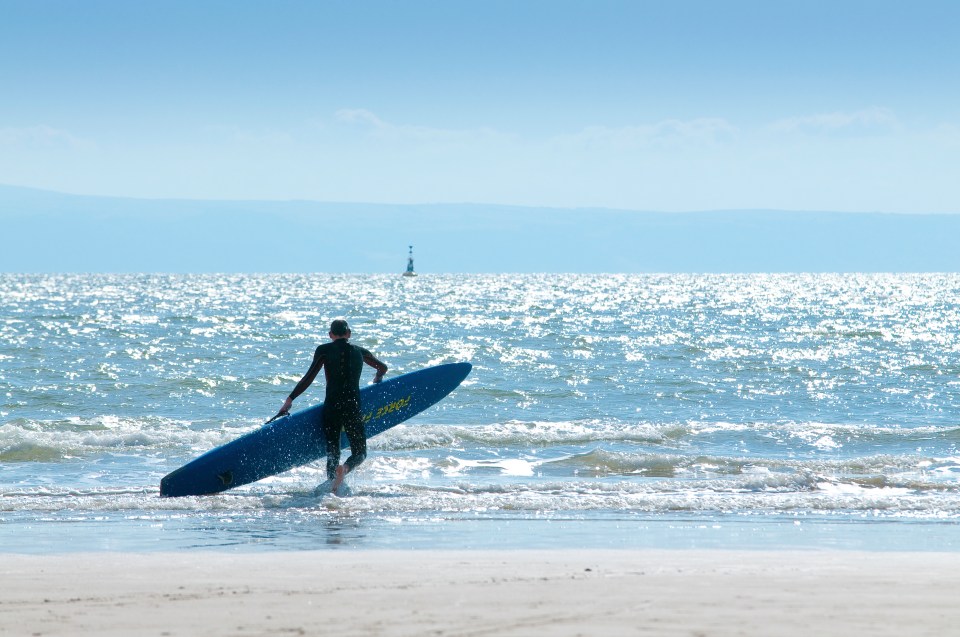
[363, 395, 412, 424]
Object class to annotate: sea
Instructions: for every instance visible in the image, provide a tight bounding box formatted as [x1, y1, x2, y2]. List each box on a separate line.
[3, 273, 960, 553]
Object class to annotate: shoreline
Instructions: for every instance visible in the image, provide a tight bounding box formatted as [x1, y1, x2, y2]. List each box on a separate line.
[4, 549, 959, 636]
[6, 513, 960, 554]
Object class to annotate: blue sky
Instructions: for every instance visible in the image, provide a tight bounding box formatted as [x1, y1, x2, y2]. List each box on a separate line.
[1, 0, 958, 212]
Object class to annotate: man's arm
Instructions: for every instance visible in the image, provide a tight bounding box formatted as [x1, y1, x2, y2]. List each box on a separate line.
[361, 349, 387, 384]
[280, 347, 325, 413]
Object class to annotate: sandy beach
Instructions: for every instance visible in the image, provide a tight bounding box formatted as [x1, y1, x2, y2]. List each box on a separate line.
[2, 549, 958, 636]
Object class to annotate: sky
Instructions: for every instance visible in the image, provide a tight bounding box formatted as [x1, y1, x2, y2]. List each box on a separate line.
[1, 0, 958, 212]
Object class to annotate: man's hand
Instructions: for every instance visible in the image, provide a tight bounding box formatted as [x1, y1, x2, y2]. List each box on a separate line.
[373, 372, 384, 384]
[280, 396, 293, 414]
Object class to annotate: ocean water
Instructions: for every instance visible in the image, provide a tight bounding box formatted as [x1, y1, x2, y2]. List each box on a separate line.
[3, 273, 960, 553]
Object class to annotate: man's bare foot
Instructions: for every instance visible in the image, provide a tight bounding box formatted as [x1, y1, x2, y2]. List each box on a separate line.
[331, 464, 349, 494]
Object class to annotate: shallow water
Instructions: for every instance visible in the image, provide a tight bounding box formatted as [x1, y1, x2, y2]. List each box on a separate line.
[3, 273, 960, 552]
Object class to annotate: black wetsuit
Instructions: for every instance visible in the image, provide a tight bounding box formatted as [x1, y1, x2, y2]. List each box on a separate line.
[288, 339, 379, 479]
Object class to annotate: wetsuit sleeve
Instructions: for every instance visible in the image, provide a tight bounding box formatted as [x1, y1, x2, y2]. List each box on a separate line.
[288, 346, 325, 401]
[360, 347, 388, 376]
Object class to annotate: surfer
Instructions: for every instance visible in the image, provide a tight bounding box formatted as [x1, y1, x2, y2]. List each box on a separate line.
[279, 319, 387, 492]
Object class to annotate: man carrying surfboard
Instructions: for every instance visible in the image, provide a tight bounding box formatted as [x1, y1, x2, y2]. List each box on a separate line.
[278, 319, 387, 493]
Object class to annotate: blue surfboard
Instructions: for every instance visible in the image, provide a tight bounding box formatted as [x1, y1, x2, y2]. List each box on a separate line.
[160, 361, 471, 497]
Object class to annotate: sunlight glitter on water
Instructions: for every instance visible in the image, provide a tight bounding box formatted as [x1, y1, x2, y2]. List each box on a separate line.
[3, 273, 960, 550]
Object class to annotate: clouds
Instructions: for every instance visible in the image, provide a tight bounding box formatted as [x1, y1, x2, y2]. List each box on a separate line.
[329, 112, 743, 157]
[769, 107, 900, 136]
[0, 125, 100, 195]
[1, 105, 958, 213]
[333, 108, 511, 148]
[0, 125, 95, 151]
[554, 118, 739, 152]
[290, 106, 957, 213]
[546, 107, 902, 155]
[334, 108, 387, 128]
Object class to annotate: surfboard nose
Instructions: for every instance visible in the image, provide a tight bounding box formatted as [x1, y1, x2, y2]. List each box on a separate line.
[450, 361, 472, 381]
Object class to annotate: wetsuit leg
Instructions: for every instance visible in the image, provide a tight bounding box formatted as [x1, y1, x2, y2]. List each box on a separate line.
[322, 405, 343, 480]
[342, 412, 367, 472]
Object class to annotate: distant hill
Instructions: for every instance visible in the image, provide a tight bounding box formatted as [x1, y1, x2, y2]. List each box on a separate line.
[2, 184, 959, 273]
